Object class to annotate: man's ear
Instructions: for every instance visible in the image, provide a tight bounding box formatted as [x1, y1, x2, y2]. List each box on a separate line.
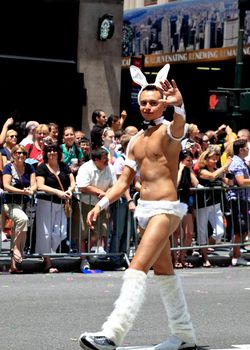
[163, 102, 167, 111]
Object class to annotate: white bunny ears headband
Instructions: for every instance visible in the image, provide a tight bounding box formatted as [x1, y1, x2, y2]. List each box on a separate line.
[130, 63, 170, 105]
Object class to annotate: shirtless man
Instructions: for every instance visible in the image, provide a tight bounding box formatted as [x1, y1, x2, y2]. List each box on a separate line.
[79, 64, 197, 350]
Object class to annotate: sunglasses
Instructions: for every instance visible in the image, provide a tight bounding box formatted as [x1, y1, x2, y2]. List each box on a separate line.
[16, 151, 27, 156]
[10, 135, 17, 138]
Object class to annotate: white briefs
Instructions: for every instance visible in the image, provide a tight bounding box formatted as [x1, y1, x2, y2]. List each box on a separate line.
[134, 199, 188, 230]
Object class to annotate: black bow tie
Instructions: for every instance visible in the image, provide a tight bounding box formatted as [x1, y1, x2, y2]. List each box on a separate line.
[141, 120, 156, 130]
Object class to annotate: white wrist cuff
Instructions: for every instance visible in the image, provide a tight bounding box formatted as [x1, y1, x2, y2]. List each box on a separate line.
[97, 197, 110, 210]
[174, 103, 186, 120]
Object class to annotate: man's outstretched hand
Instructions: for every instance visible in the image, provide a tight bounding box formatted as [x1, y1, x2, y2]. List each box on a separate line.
[159, 79, 183, 107]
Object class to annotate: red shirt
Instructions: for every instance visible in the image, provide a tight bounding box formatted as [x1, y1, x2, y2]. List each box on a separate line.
[26, 143, 44, 164]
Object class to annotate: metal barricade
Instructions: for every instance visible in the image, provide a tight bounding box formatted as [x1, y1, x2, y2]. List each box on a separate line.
[0, 191, 135, 265]
[2, 186, 248, 269]
[69, 192, 131, 267]
[171, 185, 250, 253]
[0, 191, 70, 258]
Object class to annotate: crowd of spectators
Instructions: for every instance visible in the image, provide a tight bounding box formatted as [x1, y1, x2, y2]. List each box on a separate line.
[0, 114, 250, 273]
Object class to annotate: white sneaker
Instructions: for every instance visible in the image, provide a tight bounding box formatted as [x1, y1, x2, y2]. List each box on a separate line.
[154, 336, 197, 350]
[91, 246, 107, 254]
[79, 333, 116, 350]
[80, 259, 90, 271]
[232, 257, 250, 266]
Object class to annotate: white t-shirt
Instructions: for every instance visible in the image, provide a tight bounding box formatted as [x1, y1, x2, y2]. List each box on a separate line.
[76, 159, 117, 205]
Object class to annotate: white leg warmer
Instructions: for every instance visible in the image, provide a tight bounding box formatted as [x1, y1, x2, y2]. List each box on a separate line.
[101, 268, 147, 346]
[155, 274, 196, 346]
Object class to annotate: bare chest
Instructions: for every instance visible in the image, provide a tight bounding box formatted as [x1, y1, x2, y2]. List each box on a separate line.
[133, 128, 169, 162]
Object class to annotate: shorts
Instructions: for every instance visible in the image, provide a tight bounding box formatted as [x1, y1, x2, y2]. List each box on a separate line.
[230, 199, 249, 235]
[80, 202, 108, 240]
[3, 203, 29, 232]
[134, 199, 187, 230]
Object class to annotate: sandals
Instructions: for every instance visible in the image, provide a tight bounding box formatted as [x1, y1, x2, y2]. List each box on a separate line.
[175, 261, 194, 269]
[9, 250, 23, 274]
[182, 262, 194, 268]
[11, 249, 23, 263]
[9, 268, 23, 274]
[203, 260, 211, 268]
[174, 262, 184, 269]
[43, 265, 59, 274]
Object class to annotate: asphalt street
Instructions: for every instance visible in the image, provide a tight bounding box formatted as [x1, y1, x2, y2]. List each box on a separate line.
[0, 267, 250, 350]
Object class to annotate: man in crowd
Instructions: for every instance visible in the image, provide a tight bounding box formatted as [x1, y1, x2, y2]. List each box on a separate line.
[228, 138, 250, 266]
[90, 109, 107, 149]
[237, 128, 250, 167]
[75, 147, 117, 270]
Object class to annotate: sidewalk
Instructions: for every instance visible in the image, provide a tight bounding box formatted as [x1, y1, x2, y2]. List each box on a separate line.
[1, 239, 250, 273]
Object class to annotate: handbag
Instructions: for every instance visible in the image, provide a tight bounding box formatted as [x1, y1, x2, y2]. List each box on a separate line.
[63, 199, 72, 218]
[50, 168, 72, 219]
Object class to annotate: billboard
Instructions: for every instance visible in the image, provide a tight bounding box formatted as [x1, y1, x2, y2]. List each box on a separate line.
[122, 0, 250, 66]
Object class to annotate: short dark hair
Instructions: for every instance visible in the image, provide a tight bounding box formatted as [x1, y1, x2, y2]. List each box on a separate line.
[92, 109, 105, 124]
[141, 85, 163, 98]
[43, 143, 63, 163]
[80, 136, 90, 144]
[91, 147, 108, 161]
[233, 139, 247, 156]
[179, 150, 194, 162]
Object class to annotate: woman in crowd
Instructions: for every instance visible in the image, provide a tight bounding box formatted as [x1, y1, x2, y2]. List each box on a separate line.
[61, 126, 84, 176]
[1, 129, 18, 167]
[172, 150, 199, 268]
[25, 124, 49, 165]
[181, 123, 200, 149]
[35, 143, 75, 273]
[195, 148, 233, 267]
[2, 145, 37, 273]
[101, 127, 117, 165]
[200, 133, 210, 152]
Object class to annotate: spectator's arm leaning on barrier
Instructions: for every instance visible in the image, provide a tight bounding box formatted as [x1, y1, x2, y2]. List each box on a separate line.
[76, 150, 117, 200]
[190, 172, 199, 187]
[76, 165, 107, 199]
[36, 172, 75, 200]
[79, 184, 106, 199]
[3, 168, 37, 195]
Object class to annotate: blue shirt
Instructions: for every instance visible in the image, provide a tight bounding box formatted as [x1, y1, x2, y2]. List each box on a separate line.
[228, 155, 250, 201]
[3, 162, 35, 204]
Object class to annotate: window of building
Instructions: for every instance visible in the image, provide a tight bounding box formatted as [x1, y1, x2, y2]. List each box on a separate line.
[144, 0, 157, 6]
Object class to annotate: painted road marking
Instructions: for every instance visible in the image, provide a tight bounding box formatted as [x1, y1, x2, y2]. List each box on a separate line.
[118, 345, 250, 350]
